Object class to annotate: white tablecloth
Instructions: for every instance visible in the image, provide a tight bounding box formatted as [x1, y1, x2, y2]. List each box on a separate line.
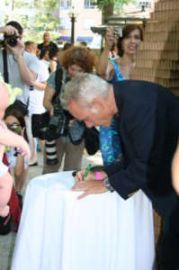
[11, 171, 155, 270]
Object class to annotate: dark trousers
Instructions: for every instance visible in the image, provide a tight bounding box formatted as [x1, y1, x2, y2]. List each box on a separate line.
[159, 201, 179, 270]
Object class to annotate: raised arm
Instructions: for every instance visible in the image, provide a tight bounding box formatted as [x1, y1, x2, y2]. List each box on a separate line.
[11, 42, 38, 85]
[43, 72, 56, 115]
[0, 25, 19, 36]
[0, 25, 37, 85]
[97, 26, 116, 80]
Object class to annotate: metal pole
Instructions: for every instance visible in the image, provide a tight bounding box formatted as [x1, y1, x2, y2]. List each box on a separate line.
[70, 13, 76, 44]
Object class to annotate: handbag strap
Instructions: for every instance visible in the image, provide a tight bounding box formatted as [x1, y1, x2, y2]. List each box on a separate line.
[2, 49, 9, 83]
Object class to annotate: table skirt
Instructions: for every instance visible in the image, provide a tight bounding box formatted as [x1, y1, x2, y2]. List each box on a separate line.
[11, 171, 155, 270]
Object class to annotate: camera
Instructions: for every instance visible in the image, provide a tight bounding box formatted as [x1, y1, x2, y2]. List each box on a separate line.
[46, 111, 68, 140]
[45, 98, 69, 141]
[4, 34, 18, 47]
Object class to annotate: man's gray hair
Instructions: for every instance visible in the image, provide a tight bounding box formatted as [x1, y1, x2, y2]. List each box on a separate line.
[61, 73, 109, 109]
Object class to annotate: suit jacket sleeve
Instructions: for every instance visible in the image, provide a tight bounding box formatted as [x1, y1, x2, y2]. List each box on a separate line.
[104, 97, 156, 199]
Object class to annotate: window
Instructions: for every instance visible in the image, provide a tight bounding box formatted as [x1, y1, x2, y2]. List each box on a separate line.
[138, 1, 152, 10]
[60, 0, 72, 9]
[84, 0, 96, 9]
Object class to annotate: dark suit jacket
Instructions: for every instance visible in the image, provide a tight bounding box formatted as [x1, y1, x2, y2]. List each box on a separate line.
[104, 80, 179, 217]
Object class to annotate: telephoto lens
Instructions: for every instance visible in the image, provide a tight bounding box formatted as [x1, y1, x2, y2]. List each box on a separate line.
[45, 140, 59, 165]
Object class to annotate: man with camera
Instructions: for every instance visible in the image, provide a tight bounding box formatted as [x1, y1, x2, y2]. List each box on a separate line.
[0, 21, 40, 108]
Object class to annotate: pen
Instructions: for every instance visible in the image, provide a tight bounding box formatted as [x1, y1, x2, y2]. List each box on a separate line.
[83, 164, 92, 179]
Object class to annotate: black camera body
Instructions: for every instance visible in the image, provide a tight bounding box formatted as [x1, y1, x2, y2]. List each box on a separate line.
[4, 34, 18, 47]
[45, 98, 69, 140]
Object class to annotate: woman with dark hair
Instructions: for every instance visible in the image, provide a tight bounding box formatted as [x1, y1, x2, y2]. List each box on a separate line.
[4, 104, 29, 194]
[39, 47, 49, 62]
[97, 24, 143, 165]
[97, 24, 143, 81]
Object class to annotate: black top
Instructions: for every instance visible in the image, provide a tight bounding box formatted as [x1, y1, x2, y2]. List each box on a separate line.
[37, 41, 58, 53]
[104, 80, 179, 217]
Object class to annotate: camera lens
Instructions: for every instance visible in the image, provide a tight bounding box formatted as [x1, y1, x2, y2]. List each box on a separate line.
[5, 35, 18, 47]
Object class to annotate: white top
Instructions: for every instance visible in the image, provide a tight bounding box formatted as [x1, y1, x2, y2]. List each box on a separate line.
[0, 50, 40, 105]
[28, 59, 49, 115]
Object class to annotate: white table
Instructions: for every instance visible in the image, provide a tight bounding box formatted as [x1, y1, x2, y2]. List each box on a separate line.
[11, 171, 155, 270]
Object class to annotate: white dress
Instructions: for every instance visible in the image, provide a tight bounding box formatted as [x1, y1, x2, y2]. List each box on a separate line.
[11, 171, 155, 270]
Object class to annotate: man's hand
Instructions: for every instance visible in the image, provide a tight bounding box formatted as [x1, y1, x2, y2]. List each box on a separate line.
[0, 25, 19, 36]
[7, 38, 25, 57]
[71, 179, 108, 199]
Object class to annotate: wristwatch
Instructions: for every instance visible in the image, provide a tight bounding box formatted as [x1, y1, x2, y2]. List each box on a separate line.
[103, 177, 114, 192]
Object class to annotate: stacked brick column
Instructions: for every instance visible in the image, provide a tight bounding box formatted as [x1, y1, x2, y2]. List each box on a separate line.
[131, 0, 179, 96]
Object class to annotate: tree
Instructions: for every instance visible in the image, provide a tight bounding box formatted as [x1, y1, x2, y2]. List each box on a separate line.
[96, 0, 134, 23]
[33, 0, 59, 32]
[4, 0, 59, 33]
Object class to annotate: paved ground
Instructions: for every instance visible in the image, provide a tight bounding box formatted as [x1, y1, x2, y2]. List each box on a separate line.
[0, 151, 102, 270]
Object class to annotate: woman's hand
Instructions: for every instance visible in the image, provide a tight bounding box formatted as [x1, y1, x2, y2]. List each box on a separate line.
[105, 26, 116, 50]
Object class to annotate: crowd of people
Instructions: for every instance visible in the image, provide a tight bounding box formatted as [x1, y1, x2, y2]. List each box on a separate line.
[0, 19, 179, 270]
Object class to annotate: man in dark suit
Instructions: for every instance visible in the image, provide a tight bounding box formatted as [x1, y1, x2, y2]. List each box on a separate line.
[62, 73, 179, 269]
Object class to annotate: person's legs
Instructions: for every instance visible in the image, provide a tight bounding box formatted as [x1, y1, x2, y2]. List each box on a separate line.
[42, 137, 65, 174]
[63, 139, 84, 171]
[39, 139, 45, 153]
[159, 202, 179, 270]
[15, 170, 28, 195]
[25, 115, 37, 165]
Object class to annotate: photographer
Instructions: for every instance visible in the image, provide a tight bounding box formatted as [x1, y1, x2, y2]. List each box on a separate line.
[43, 46, 97, 174]
[0, 21, 39, 108]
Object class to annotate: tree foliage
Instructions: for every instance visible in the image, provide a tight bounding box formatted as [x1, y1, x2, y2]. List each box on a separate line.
[96, 0, 134, 22]
[97, 0, 132, 9]
[5, 0, 59, 32]
[33, 0, 59, 31]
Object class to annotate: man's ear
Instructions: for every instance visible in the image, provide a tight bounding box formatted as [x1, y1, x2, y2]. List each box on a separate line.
[91, 97, 105, 113]
[90, 98, 101, 113]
